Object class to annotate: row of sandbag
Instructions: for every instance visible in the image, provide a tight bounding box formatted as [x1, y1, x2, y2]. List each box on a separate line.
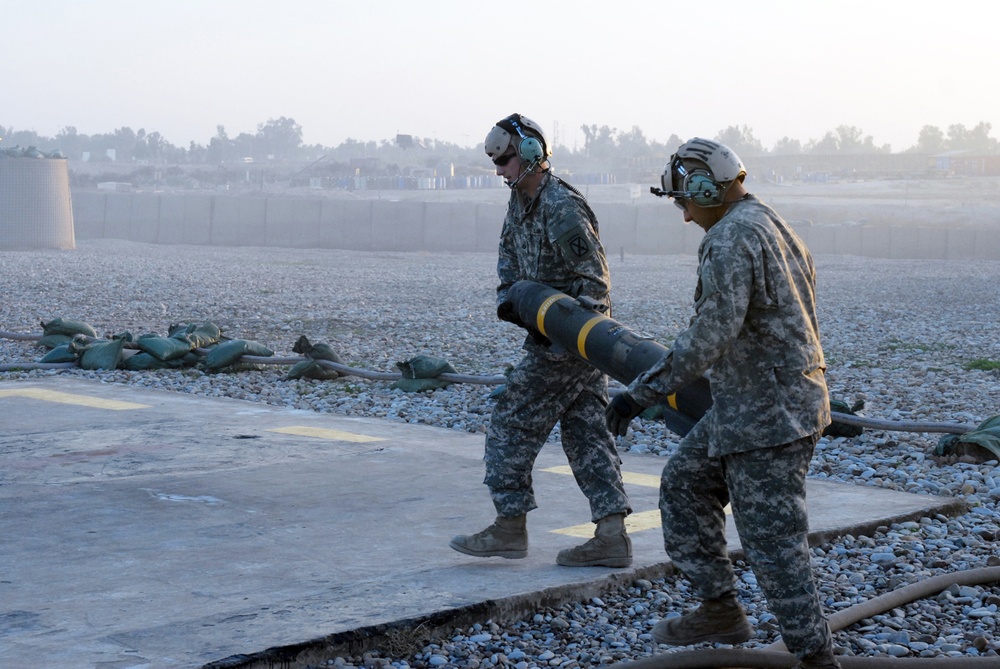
[37, 317, 276, 374]
[33, 318, 459, 389]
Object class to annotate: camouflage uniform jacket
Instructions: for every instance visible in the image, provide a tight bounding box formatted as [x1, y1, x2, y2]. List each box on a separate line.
[496, 172, 610, 309]
[627, 194, 830, 456]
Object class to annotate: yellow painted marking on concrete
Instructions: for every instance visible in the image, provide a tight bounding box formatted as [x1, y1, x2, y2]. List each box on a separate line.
[575, 315, 605, 361]
[552, 510, 662, 537]
[667, 393, 678, 410]
[0, 388, 149, 410]
[268, 426, 384, 443]
[542, 465, 659, 488]
[535, 294, 565, 337]
[541, 465, 730, 536]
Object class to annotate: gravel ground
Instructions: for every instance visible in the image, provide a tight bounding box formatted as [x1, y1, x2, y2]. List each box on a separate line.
[2, 239, 999, 668]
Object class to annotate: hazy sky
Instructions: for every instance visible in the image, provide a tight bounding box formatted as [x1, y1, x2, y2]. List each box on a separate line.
[5, 1, 998, 153]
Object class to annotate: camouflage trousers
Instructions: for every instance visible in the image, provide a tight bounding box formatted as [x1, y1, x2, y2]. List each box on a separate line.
[484, 344, 631, 522]
[660, 420, 832, 658]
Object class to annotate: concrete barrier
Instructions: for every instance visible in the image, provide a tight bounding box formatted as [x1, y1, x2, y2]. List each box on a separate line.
[103, 194, 133, 242]
[266, 197, 322, 248]
[72, 192, 106, 239]
[915, 228, 950, 260]
[834, 226, 865, 257]
[973, 229, 1000, 260]
[0, 158, 75, 250]
[475, 204, 505, 252]
[634, 205, 671, 255]
[425, 202, 477, 252]
[860, 226, 892, 258]
[68, 191, 1000, 260]
[592, 203, 637, 257]
[321, 199, 373, 250]
[372, 200, 425, 252]
[157, 195, 187, 245]
[130, 194, 160, 244]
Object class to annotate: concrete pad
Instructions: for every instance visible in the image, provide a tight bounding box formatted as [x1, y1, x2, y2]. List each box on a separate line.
[0, 378, 964, 669]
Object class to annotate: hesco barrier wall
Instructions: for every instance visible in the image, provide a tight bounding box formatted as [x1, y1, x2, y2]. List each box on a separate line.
[0, 159, 75, 250]
[70, 191, 1000, 260]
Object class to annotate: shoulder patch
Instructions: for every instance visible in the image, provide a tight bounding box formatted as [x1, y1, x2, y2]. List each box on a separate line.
[555, 224, 595, 261]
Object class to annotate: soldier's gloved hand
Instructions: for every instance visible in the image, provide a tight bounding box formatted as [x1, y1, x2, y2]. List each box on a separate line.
[497, 302, 525, 328]
[606, 392, 645, 437]
[498, 302, 551, 346]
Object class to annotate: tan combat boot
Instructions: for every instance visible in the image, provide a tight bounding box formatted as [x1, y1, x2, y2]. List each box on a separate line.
[555, 513, 632, 567]
[449, 515, 528, 559]
[652, 593, 753, 646]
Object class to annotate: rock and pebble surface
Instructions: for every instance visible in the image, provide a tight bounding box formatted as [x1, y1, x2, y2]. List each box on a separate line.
[2, 240, 999, 668]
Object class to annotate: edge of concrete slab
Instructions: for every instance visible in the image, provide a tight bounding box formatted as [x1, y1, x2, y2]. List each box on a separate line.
[205, 497, 969, 669]
[202, 560, 680, 669]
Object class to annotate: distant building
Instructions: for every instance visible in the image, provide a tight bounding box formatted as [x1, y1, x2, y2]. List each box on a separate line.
[930, 150, 1000, 176]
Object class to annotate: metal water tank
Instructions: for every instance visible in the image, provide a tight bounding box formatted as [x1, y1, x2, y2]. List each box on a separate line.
[0, 155, 75, 250]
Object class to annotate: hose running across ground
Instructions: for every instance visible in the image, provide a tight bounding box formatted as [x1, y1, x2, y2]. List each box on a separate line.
[607, 566, 1000, 669]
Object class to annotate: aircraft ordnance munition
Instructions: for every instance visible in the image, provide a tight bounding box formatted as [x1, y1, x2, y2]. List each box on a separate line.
[503, 279, 711, 437]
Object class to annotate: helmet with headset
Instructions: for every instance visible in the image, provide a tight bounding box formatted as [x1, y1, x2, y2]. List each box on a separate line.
[484, 113, 551, 167]
[654, 138, 746, 207]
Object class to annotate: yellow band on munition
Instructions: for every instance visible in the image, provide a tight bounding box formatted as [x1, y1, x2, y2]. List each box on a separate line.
[576, 315, 605, 360]
[535, 293, 564, 337]
[667, 393, 678, 410]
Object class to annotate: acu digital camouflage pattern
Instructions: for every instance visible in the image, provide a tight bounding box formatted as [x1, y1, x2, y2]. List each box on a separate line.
[627, 194, 831, 457]
[486, 172, 629, 522]
[660, 428, 833, 657]
[485, 343, 630, 521]
[496, 172, 610, 308]
[636, 194, 834, 658]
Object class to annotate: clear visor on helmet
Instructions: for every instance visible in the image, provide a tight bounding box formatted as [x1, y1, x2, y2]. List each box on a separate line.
[667, 154, 690, 193]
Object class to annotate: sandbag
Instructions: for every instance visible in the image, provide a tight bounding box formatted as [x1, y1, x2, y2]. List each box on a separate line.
[36, 333, 72, 349]
[40, 317, 97, 338]
[286, 359, 341, 381]
[169, 322, 221, 348]
[125, 352, 189, 371]
[306, 342, 342, 363]
[391, 355, 457, 392]
[937, 415, 1000, 461]
[204, 339, 273, 372]
[137, 335, 194, 361]
[396, 355, 457, 380]
[288, 335, 342, 379]
[292, 335, 343, 363]
[77, 337, 126, 371]
[392, 378, 451, 392]
[824, 399, 865, 438]
[40, 343, 78, 364]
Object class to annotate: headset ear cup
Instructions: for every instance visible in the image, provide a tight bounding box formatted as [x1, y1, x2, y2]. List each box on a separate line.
[518, 137, 543, 164]
[687, 173, 721, 206]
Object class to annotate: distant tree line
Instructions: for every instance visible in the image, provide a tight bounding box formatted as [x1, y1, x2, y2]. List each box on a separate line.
[2, 117, 997, 176]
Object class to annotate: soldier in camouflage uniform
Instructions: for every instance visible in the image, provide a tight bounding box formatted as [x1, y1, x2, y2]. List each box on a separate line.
[450, 113, 632, 568]
[605, 139, 840, 668]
